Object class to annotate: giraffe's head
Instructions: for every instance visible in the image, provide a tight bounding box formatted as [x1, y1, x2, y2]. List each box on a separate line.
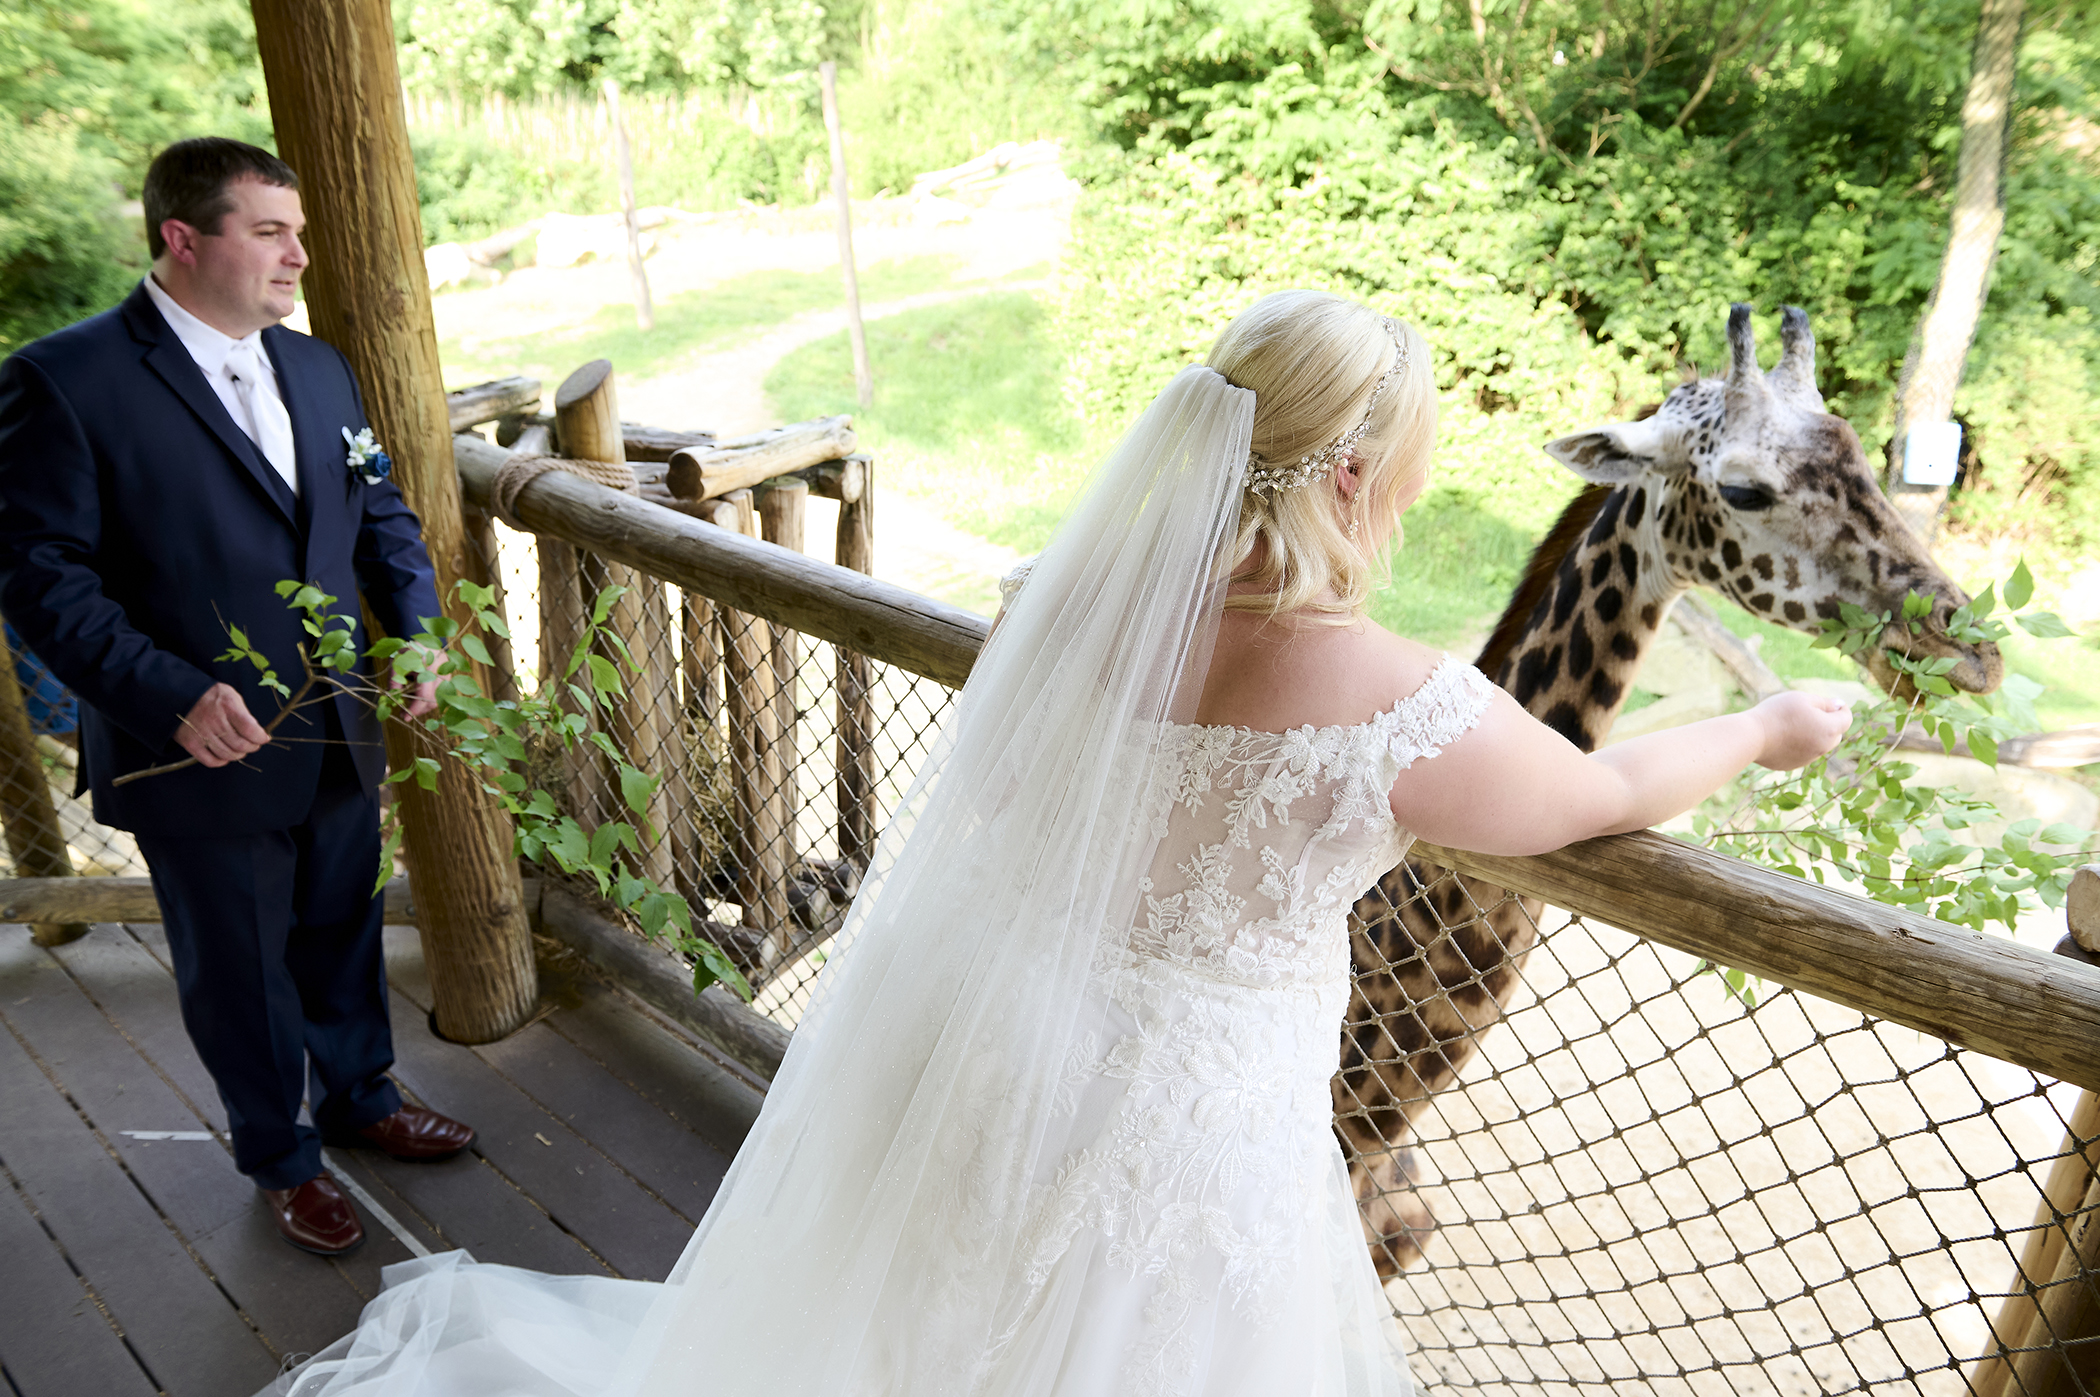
[1542, 304, 2003, 698]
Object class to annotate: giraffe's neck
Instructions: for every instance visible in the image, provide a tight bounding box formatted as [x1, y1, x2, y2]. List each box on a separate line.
[1473, 483, 1688, 753]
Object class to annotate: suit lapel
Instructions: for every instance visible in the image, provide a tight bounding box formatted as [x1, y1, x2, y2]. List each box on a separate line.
[124, 287, 297, 528]
[265, 329, 326, 561]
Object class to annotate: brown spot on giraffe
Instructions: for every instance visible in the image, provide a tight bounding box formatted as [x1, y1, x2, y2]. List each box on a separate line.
[1338, 303, 2005, 1277]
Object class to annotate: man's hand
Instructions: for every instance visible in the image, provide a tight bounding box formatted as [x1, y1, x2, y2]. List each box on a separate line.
[403, 678, 438, 720]
[177, 683, 270, 767]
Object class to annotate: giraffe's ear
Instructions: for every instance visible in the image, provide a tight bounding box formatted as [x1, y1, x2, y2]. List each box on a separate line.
[1541, 417, 1688, 483]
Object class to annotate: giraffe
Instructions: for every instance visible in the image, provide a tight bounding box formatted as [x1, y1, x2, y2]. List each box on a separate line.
[1334, 303, 2007, 1277]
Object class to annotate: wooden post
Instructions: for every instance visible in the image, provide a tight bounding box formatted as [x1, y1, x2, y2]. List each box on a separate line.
[759, 480, 805, 897]
[818, 60, 872, 410]
[716, 490, 790, 964]
[681, 589, 718, 725]
[249, 0, 534, 1043]
[1977, 865, 2100, 1397]
[553, 362, 678, 890]
[603, 78, 654, 332]
[459, 502, 519, 706]
[834, 461, 875, 868]
[0, 627, 83, 946]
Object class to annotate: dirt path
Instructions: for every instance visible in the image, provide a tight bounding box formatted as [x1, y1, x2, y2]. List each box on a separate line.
[431, 198, 1069, 613]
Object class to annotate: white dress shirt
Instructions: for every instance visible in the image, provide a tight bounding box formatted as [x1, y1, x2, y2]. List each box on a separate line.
[142, 276, 300, 496]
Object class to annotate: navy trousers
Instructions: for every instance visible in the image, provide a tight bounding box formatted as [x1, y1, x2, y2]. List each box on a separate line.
[137, 727, 401, 1190]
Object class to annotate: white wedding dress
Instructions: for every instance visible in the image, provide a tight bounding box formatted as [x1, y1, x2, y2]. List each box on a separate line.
[273, 366, 1484, 1397]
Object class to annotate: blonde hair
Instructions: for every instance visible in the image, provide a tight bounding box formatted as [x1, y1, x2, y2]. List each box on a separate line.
[1206, 290, 1436, 622]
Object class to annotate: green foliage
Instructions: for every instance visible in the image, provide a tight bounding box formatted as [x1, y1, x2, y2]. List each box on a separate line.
[1695, 571, 2098, 936]
[766, 289, 1084, 556]
[1046, 0, 2100, 566]
[213, 578, 751, 1000]
[0, 0, 269, 351]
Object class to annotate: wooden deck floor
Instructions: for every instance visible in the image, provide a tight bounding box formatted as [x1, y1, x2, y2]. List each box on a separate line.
[0, 919, 766, 1397]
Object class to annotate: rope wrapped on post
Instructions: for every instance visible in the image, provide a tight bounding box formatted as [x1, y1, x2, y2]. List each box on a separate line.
[490, 453, 638, 531]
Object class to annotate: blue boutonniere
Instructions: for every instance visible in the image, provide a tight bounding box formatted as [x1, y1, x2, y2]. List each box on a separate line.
[343, 426, 393, 484]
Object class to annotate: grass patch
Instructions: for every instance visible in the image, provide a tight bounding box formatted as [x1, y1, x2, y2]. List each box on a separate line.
[439, 254, 963, 387]
[765, 290, 1086, 551]
[1369, 486, 1539, 652]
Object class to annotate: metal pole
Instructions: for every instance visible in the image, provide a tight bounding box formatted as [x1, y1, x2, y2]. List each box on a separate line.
[818, 61, 873, 410]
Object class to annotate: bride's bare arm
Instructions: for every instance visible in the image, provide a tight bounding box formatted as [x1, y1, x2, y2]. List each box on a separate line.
[1390, 687, 1850, 858]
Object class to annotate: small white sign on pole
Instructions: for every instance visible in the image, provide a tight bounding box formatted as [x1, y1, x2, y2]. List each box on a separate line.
[1902, 420, 1963, 487]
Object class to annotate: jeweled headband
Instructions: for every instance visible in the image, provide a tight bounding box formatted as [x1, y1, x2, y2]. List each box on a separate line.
[1244, 317, 1409, 495]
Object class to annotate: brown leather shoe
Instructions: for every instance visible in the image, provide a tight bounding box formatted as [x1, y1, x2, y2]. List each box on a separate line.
[336, 1104, 476, 1161]
[262, 1173, 364, 1256]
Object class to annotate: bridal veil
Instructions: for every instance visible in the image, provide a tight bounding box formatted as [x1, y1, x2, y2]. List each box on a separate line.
[278, 365, 1258, 1396]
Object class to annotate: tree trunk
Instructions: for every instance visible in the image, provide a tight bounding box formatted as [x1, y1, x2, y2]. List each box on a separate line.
[249, 0, 535, 1043]
[0, 626, 83, 946]
[819, 61, 873, 409]
[1885, 0, 2025, 545]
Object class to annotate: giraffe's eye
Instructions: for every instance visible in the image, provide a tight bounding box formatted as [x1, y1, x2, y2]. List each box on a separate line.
[1718, 484, 1776, 511]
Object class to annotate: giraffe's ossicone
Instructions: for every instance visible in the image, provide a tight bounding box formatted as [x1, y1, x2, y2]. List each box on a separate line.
[1336, 303, 2004, 1277]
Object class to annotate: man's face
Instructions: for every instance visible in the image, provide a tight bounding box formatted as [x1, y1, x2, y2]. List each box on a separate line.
[165, 178, 308, 336]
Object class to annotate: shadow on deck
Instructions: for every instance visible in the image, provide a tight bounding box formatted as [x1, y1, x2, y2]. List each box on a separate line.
[0, 919, 764, 1396]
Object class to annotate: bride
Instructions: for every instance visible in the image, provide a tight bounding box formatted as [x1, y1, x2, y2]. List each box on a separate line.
[274, 290, 1848, 1396]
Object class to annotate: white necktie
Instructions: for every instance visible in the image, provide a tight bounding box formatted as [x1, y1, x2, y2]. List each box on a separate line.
[224, 339, 299, 496]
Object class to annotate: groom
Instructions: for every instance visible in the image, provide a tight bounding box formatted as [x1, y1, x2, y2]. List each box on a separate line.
[0, 137, 475, 1256]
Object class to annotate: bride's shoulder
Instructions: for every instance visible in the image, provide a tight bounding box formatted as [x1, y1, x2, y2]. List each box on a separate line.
[1196, 611, 1461, 731]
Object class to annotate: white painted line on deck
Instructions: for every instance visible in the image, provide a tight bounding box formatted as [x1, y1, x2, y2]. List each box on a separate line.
[320, 1147, 455, 1260]
[120, 1130, 217, 1141]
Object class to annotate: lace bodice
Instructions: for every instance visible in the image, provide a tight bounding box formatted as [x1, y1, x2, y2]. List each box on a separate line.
[988, 651, 1485, 1396]
[1107, 654, 1494, 999]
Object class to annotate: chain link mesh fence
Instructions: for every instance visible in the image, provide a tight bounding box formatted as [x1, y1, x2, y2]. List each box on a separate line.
[1, 467, 2093, 1395]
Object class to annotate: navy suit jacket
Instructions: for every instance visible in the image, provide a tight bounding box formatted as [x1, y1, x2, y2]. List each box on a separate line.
[0, 283, 442, 837]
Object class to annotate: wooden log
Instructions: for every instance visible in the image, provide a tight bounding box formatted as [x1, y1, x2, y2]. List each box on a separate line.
[759, 480, 806, 963]
[1988, 876, 2100, 1397]
[643, 454, 865, 510]
[0, 875, 536, 930]
[665, 418, 857, 502]
[516, 416, 717, 464]
[459, 502, 520, 706]
[0, 626, 81, 946]
[249, 0, 534, 1044]
[1672, 593, 1786, 701]
[1897, 722, 2100, 770]
[454, 433, 987, 688]
[710, 492, 790, 966]
[446, 376, 542, 433]
[554, 361, 678, 891]
[835, 461, 875, 869]
[1975, 1088, 2100, 1397]
[1411, 831, 2100, 1097]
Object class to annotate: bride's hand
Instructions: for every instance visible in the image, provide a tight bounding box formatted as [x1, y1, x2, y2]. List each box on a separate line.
[1749, 691, 1852, 771]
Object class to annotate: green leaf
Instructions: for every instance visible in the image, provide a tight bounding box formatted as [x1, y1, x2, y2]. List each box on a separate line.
[1967, 730, 1998, 768]
[459, 634, 494, 666]
[619, 765, 659, 816]
[589, 822, 625, 866]
[2038, 822, 2091, 847]
[2003, 560, 2034, 611]
[2017, 611, 2074, 639]
[412, 755, 442, 791]
[586, 654, 623, 698]
[1968, 582, 1996, 620]
[590, 585, 627, 626]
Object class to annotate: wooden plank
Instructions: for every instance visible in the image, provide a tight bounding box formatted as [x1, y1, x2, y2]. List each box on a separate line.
[6, 926, 385, 1362]
[543, 973, 763, 1155]
[1413, 829, 2100, 1096]
[455, 433, 987, 688]
[0, 1163, 157, 1397]
[0, 878, 429, 929]
[374, 940, 690, 1280]
[0, 931, 280, 1396]
[43, 923, 423, 1303]
[472, 1021, 729, 1223]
